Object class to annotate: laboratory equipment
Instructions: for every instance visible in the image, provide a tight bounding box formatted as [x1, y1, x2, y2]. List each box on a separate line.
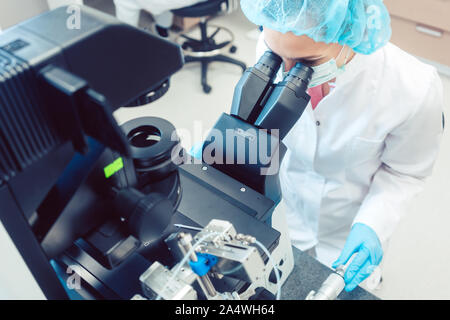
[0, 6, 284, 300]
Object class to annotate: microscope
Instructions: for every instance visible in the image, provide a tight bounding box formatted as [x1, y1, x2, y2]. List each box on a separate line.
[0, 5, 316, 300]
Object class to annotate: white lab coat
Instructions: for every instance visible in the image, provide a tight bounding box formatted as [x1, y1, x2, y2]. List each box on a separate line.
[257, 33, 445, 267]
[113, 0, 207, 27]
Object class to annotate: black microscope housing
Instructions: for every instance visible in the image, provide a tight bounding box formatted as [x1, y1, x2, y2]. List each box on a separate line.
[0, 6, 285, 300]
[0, 6, 312, 300]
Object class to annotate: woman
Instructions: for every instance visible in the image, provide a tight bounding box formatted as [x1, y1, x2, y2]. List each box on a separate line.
[241, 0, 445, 292]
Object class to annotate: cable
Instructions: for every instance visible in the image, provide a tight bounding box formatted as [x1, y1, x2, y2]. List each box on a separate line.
[254, 239, 282, 300]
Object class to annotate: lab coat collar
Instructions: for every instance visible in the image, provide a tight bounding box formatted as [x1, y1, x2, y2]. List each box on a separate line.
[334, 51, 368, 87]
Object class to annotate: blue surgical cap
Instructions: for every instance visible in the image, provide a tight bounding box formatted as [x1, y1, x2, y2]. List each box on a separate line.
[240, 0, 392, 55]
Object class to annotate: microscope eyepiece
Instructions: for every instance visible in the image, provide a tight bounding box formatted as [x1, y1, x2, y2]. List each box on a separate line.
[254, 63, 313, 140]
[284, 62, 313, 92]
[255, 51, 283, 79]
[230, 51, 282, 122]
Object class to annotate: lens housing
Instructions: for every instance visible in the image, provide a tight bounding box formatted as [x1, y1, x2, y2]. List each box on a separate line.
[121, 117, 181, 184]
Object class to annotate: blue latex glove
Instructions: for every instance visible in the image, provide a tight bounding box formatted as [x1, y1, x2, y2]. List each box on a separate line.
[332, 223, 383, 292]
[189, 142, 204, 160]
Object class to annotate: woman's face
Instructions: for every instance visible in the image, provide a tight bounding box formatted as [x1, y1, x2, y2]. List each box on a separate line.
[264, 28, 352, 72]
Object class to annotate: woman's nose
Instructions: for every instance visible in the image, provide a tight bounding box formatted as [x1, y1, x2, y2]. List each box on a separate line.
[283, 60, 297, 72]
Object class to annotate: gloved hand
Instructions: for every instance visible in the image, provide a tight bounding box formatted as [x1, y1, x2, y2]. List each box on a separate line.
[332, 223, 383, 292]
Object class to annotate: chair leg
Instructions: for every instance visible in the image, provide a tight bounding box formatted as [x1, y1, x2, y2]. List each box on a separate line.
[210, 54, 247, 73]
[183, 56, 211, 93]
[184, 55, 198, 64]
[201, 60, 211, 94]
[183, 54, 246, 93]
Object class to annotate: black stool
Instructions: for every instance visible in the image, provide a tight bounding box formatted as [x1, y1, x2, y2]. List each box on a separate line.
[172, 0, 247, 93]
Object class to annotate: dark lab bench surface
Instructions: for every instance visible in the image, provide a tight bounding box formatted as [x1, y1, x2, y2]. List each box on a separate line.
[281, 247, 379, 300]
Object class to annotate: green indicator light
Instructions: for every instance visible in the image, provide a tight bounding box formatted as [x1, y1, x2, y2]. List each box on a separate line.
[104, 157, 124, 179]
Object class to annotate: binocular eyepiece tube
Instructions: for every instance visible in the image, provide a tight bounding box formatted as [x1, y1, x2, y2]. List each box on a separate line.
[255, 61, 313, 140]
[282, 63, 314, 93]
[230, 51, 282, 123]
[231, 50, 313, 141]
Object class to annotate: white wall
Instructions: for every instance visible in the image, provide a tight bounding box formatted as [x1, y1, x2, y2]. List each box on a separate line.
[47, 0, 83, 10]
[0, 0, 49, 30]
